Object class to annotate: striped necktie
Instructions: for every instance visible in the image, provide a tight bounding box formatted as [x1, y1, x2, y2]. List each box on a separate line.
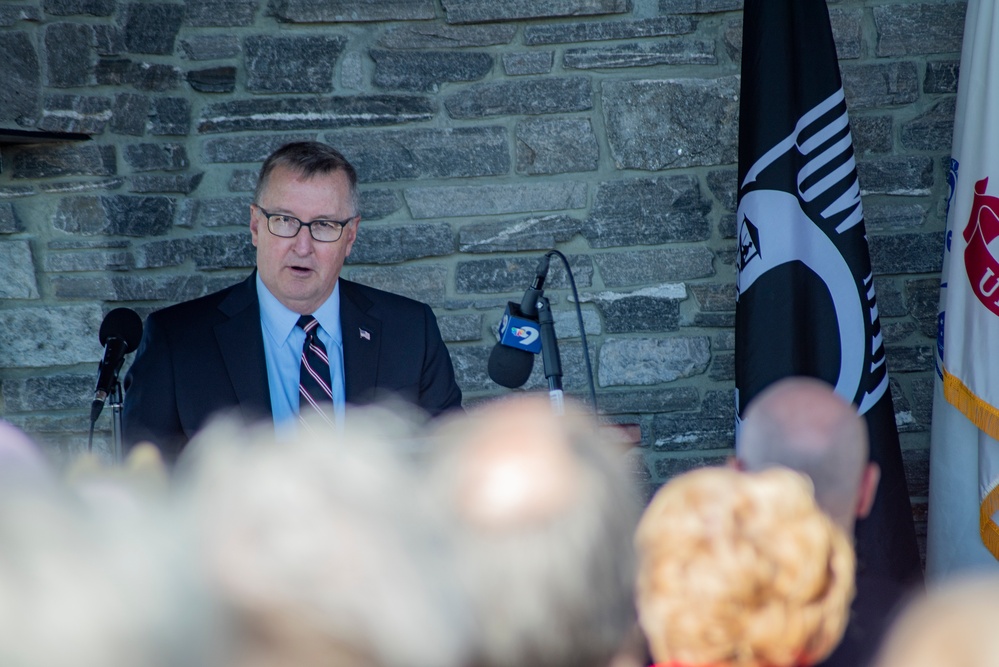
[297, 315, 335, 428]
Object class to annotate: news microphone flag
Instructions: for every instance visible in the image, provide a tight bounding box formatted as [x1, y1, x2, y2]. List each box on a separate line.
[498, 302, 542, 354]
[927, 0, 999, 576]
[735, 0, 921, 586]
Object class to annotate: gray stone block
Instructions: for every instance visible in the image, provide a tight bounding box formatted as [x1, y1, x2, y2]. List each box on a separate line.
[52, 274, 222, 302]
[445, 76, 591, 119]
[53, 195, 176, 236]
[603, 77, 739, 170]
[515, 117, 598, 175]
[269, 0, 435, 22]
[197, 196, 252, 227]
[842, 62, 919, 110]
[597, 386, 699, 414]
[909, 376, 934, 431]
[454, 255, 592, 293]
[122, 3, 184, 55]
[0, 306, 105, 367]
[588, 286, 683, 333]
[901, 98, 956, 152]
[406, 182, 586, 219]
[45, 23, 93, 88]
[828, 8, 863, 60]
[565, 39, 715, 70]
[203, 134, 317, 163]
[1, 373, 96, 412]
[43, 0, 114, 14]
[371, 50, 492, 92]
[340, 52, 363, 90]
[651, 411, 734, 451]
[874, 3, 966, 57]
[124, 143, 189, 172]
[342, 265, 448, 305]
[652, 454, 733, 482]
[184, 0, 258, 26]
[503, 52, 553, 76]
[150, 97, 191, 135]
[181, 34, 241, 60]
[0, 186, 36, 199]
[709, 350, 734, 381]
[379, 24, 517, 49]
[594, 247, 715, 287]
[851, 115, 893, 155]
[706, 168, 737, 212]
[525, 16, 695, 45]
[438, 314, 482, 343]
[246, 35, 345, 93]
[93, 24, 124, 55]
[43, 248, 135, 272]
[1, 33, 40, 125]
[869, 232, 944, 275]
[187, 66, 237, 93]
[882, 321, 917, 346]
[857, 156, 934, 196]
[111, 93, 150, 136]
[0, 6, 41, 25]
[129, 173, 204, 194]
[327, 127, 508, 182]
[0, 204, 23, 234]
[685, 285, 734, 319]
[586, 176, 710, 247]
[347, 222, 454, 264]
[12, 145, 116, 179]
[442, 0, 630, 24]
[138, 233, 255, 269]
[448, 344, 492, 393]
[550, 307, 601, 338]
[873, 277, 906, 318]
[97, 59, 182, 91]
[924, 60, 959, 94]
[458, 215, 582, 253]
[38, 178, 125, 194]
[599, 336, 710, 386]
[198, 96, 436, 133]
[0, 240, 39, 299]
[885, 344, 934, 374]
[658, 0, 740, 13]
[905, 277, 940, 339]
[359, 188, 402, 220]
[228, 170, 258, 192]
[37, 95, 112, 134]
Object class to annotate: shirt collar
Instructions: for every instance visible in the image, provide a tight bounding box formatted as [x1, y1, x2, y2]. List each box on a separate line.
[257, 273, 342, 346]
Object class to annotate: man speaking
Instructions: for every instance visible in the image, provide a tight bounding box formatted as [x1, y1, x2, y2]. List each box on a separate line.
[123, 142, 462, 462]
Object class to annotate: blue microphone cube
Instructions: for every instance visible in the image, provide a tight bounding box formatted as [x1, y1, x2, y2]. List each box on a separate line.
[498, 302, 542, 354]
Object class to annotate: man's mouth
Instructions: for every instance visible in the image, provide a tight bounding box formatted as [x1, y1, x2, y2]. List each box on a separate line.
[288, 265, 313, 276]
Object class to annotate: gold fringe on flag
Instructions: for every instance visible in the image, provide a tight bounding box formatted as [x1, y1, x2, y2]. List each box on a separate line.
[943, 369, 999, 442]
[981, 484, 999, 560]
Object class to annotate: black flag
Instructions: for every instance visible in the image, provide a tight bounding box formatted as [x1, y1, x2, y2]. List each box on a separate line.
[735, 0, 922, 589]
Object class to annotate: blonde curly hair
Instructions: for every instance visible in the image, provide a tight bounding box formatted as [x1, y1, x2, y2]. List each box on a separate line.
[635, 466, 855, 667]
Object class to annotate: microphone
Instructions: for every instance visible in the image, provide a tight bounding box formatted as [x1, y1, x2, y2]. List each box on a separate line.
[90, 308, 143, 424]
[487, 255, 551, 389]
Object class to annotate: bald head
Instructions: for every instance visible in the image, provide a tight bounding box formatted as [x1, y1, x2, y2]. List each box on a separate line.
[738, 377, 874, 531]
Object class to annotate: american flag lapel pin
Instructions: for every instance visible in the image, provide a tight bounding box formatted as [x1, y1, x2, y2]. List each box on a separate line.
[359, 328, 371, 341]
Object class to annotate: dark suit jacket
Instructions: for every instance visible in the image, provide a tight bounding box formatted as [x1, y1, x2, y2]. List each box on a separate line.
[122, 273, 462, 462]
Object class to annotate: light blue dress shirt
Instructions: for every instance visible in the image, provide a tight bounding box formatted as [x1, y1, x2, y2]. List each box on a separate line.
[256, 273, 346, 437]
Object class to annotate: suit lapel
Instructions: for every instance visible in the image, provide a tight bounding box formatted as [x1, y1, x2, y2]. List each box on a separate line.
[215, 273, 272, 420]
[339, 279, 382, 403]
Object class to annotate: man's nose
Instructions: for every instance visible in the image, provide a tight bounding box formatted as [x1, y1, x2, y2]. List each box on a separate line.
[292, 225, 314, 253]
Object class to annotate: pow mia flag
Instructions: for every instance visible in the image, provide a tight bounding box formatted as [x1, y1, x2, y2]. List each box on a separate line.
[735, 0, 922, 589]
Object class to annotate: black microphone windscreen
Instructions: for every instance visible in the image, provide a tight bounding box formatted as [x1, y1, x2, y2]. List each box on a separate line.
[98, 308, 143, 352]
[488, 344, 535, 389]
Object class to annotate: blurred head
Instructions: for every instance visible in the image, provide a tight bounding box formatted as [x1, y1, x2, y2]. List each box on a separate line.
[873, 575, 999, 667]
[428, 394, 642, 667]
[738, 377, 878, 531]
[635, 466, 855, 667]
[251, 142, 360, 315]
[178, 407, 470, 667]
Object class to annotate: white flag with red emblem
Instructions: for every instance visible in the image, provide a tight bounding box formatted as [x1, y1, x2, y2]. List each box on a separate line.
[929, 0, 999, 574]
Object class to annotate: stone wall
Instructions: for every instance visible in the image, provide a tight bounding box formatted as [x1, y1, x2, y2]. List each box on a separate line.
[0, 0, 963, 547]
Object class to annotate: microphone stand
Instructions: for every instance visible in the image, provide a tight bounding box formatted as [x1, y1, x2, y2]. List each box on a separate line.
[536, 296, 564, 416]
[109, 381, 124, 463]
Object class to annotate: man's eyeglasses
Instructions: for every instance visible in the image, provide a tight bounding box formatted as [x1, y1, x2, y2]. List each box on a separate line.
[255, 205, 356, 243]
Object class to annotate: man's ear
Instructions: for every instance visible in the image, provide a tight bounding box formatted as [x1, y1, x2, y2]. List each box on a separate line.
[856, 462, 880, 519]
